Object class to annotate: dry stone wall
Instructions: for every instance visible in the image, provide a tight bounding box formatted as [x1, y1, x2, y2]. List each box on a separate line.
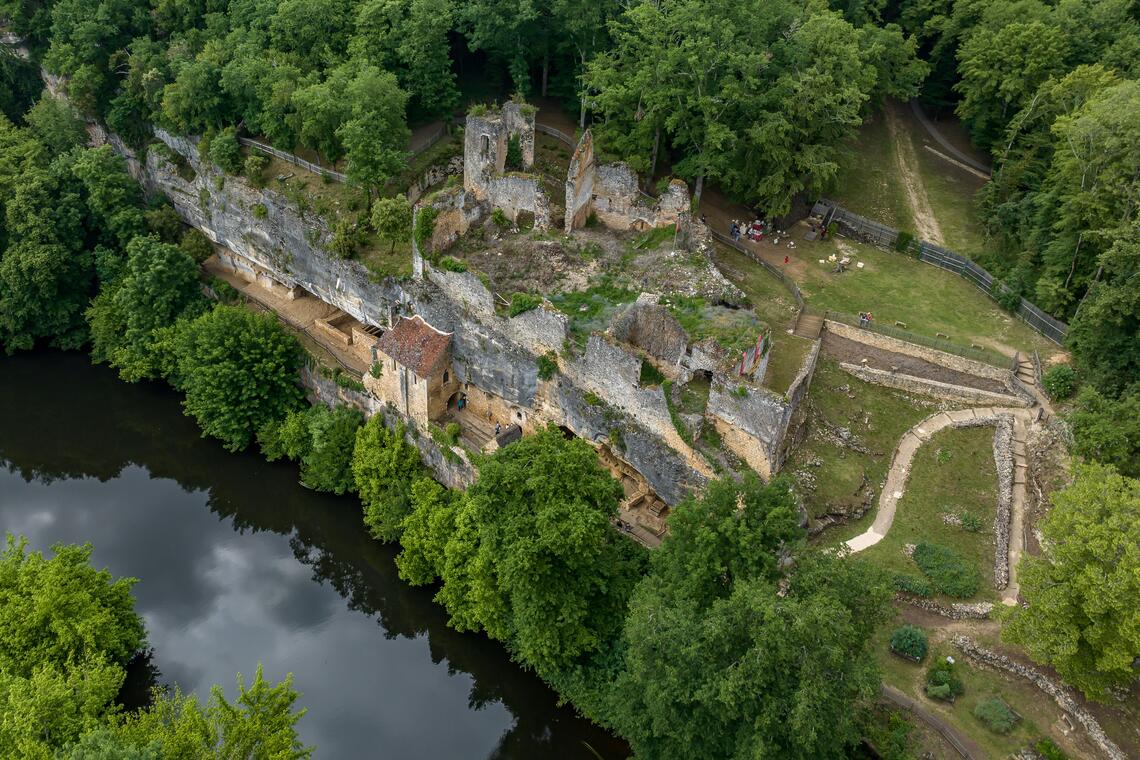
[840, 363, 1028, 406]
[824, 319, 1010, 382]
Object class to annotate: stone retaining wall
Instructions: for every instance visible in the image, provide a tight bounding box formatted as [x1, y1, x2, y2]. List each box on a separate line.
[840, 363, 1028, 407]
[896, 594, 993, 619]
[952, 636, 1126, 760]
[951, 414, 1014, 590]
[824, 319, 1010, 382]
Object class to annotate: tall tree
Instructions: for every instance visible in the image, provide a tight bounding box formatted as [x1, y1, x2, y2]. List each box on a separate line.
[1004, 464, 1140, 701]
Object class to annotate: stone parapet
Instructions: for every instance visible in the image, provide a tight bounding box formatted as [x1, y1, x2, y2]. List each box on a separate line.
[839, 363, 1029, 407]
[824, 319, 1010, 382]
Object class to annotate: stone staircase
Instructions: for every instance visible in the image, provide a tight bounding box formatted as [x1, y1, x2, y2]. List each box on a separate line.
[793, 312, 824, 340]
[445, 411, 495, 451]
[1014, 352, 1035, 386]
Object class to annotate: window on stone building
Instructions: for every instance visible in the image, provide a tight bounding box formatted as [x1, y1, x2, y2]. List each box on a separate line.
[480, 134, 490, 157]
[443, 371, 449, 384]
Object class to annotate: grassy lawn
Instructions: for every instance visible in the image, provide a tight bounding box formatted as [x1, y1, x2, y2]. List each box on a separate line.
[789, 358, 931, 524]
[712, 244, 800, 331]
[871, 618, 1093, 759]
[858, 425, 1000, 603]
[828, 112, 914, 231]
[911, 128, 992, 261]
[762, 333, 813, 395]
[787, 234, 1058, 357]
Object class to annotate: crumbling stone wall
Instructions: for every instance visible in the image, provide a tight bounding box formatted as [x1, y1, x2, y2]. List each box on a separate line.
[707, 379, 787, 477]
[611, 302, 689, 367]
[564, 130, 693, 237]
[423, 186, 483, 252]
[462, 102, 548, 228]
[483, 173, 551, 229]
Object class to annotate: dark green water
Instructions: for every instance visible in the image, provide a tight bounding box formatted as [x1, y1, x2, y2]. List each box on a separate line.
[0, 351, 626, 759]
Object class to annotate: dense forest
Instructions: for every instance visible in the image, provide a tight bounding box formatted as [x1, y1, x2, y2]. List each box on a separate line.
[0, 0, 1138, 755]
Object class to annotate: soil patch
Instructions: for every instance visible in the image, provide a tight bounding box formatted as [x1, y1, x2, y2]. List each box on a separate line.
[886, 102, 944, 245]
[822, 331, 1008, 394]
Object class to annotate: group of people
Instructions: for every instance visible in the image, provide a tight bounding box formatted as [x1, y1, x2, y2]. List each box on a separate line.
[730, 218, 768, 242]
[858, 311, 875, 327]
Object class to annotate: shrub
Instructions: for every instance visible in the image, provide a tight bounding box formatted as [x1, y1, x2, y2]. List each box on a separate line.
[894, 230, 914, 253]
[639, 360, 665, 387]
[912, 542, 980, 598]
[892, 573, 933, 597]
[179, 228, 214, 264]
[973, 697, 1016, 734]
[959, 511, 984, 532]
[208, 126, 242, 174]
[370, 361, 383, 379]
[509, 292, 541, 317]
[537, 352, 557, 381]
[585, 211, 599, 228]
[330, 218, 363, 259]
[924, 659, 964, 702]
[733, 385, 749, 398]
[413, 205, 438, 250]
[491, 207, 509, 228]
[244, 152, 268, 188]
[1035, 739, 1069, 760]
[252, 203, 268, 219]
[505, 135, 523, 171]
[1043, 364, 1077, 400]
[445, 422, 461, 446]
[990, 279, 1022, 313]
[889, 625, 928, 661]
[438, 256, 467, 273]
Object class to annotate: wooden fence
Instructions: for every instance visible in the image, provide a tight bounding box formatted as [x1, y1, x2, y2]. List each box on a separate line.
[709, 229, 806, 322]
[818, 200, 1068, 344]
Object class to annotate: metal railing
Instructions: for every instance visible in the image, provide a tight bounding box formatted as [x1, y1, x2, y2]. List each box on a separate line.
[825, 311, 1009, 368]
[535, 122, 576, 148]
[818, 199, 1069, 345]
[238, 137, 349, 183]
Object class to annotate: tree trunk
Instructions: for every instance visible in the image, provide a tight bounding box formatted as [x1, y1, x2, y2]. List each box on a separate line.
[541, 51, 549, 97]
[647, 126, 661, 192]
[694, 174, 704, 206]
[578, 51, 588, 132]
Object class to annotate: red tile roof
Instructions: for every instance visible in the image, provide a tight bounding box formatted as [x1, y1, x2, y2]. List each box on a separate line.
[376, 315, 452, 378]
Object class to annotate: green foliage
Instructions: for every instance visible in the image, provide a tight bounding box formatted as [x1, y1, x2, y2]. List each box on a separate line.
[370, 196, 412, 253]
[158, 305, 305, 452]
[0, 535, 145, 755]
[892, 573, 933, 597]
[1003, 464, 1140, 701]
[990, 279, 1021, 313]
[1068, 388, 1140, 478]
[893, 230, 914, 253]
[431, 426, 640, 675]
[444, 422, 461, 445]
[973, 697, 1016, 734]
[413, 205, 438, 250]
[638, 359, 665, 387]
[208, 127, 242, 174]
[508, 292, 541, 317]
[144, 204, 185, 244]
[1036, 738, 1069, 760]
[504, 135, 523, 171]
[179, 229, 214, 264]
[252, 203, 268, 219]
[912, 542, 980, 598]
[437, 256, 467, 272]
[959, 511, 983, 533]
[395, 478, 458, 585]
[244, 152, 269, 188]
[115, 666, 312, 759]
[536, 352, 557, 381]
[584, 391, 602, 406]
[924, 659, 964, 702]
[733, 385, 749, 398]
[1042, 365, 1077, 401]
[610, 474, 892, 758]
[889, 625, 928, 661]
[490, 207, 509, 228]
[369, 361, 383, 379]
[87, 236, 208, 382]
[352, 417, 424, 542]
[24, 94, 87, 155]
[329, 218, 364, 259]
[259, 405, 364, 494]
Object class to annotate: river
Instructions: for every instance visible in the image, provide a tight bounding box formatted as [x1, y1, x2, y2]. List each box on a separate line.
[0, 351, 626, 759]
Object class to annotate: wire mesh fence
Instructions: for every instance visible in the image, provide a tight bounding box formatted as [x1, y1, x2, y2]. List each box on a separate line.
[238, 137, 349, 183]
[709, 229, 806, 316]
[818, 199, 1068, 345]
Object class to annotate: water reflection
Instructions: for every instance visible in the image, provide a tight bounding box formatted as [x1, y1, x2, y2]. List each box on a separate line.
[0, 352, 626, 759]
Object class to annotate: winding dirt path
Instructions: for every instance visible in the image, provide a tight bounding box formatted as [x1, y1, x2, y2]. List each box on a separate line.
[844, 406, 1034, 605]
[885, 102, 944, 246]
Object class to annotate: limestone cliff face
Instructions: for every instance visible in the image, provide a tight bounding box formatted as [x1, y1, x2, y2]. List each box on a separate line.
[111, 128, 709, 505]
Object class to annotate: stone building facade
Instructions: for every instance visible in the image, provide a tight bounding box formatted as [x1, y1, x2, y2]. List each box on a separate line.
[371, 315, 458, 424]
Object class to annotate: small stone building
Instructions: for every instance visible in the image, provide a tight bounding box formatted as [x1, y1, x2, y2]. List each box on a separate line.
[372, 315, 458, 424]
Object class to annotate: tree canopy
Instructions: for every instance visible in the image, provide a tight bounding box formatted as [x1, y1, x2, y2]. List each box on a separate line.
[1003, 464, 1140, 701]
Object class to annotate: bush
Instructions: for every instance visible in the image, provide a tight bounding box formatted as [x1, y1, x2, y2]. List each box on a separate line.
[889, 625, 928, 661]
[537, 352, 558, 380]
[252, 203, 268, 219]
[438, 256, 467, 272]
[413, 205, 438, 250]
[445, 422, 461, 445]
[208, 127, 242, 174]
[1035, 739, 1069, 760]
[370, 361, 383, 379]
[991, 279, 1022, 313]
[959, 511, 984, 532]
[893, 573, 933, 597]
[639, 359, 665, 387]
[244, 152, 268, 188]
[894, 230, 914, 253]
[491, 207, 510, 228]
[179, 228, 214, 264]
[330, 218, 364, 259]
[505, 135, 523, 171]
[973, 697, 1016, 734]
[509, 292, 541, 317]
[912, 542, 980, 598]
[1043, 364, 1077, 400]
[924, 659, 964, 701]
